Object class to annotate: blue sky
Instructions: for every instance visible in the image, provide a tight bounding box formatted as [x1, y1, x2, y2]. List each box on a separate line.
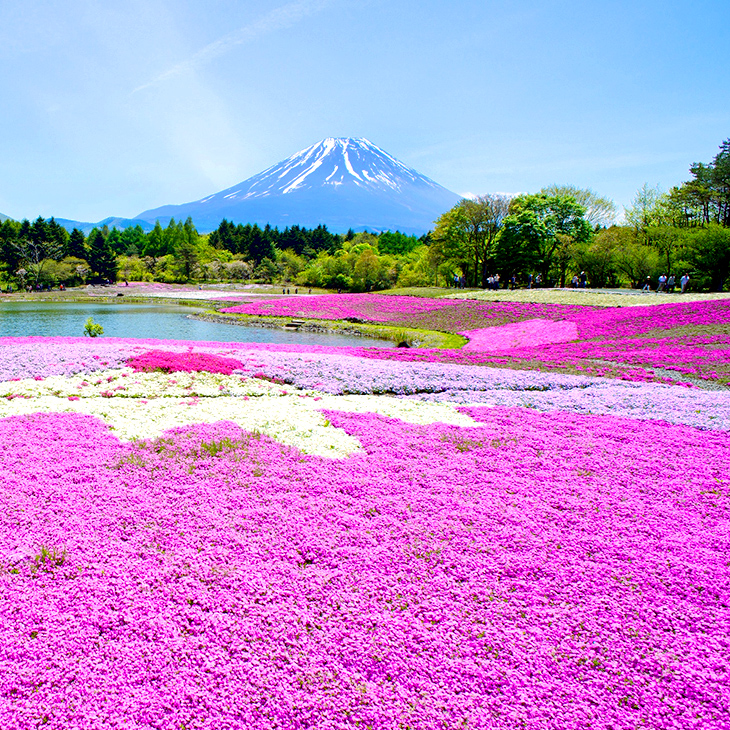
[0, 0, 728, 223]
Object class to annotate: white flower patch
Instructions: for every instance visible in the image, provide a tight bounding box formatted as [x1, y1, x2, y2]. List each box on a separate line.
[0, 393, 361, 457]
[0, 369, 285, 399]
[0, 370, 482, 458]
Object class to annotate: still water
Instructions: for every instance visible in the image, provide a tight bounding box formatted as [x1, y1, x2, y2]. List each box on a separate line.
[0, 301, 394, 348]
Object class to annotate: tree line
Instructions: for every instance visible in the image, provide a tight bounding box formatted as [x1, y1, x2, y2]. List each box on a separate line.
[0, 215, 428, 291]
[1, 138, 728, 292]
[431, 139, 730, 291]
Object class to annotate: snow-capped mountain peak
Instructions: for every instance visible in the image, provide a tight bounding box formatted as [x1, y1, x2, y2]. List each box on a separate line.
[135, 137, 460, 234]
[203, 137, 443, 203]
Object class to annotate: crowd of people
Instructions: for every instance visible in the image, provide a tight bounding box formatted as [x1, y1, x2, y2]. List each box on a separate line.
[642, 273, 690, 294]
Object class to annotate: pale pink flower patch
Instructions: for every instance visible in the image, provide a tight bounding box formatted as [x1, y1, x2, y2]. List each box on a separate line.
[460, 318, 579, 351]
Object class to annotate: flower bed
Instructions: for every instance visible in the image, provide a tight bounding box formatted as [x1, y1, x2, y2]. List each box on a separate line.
[448, 288, 730, 307]
[0, 336, 729, 728]
[459, 318, 580, 351]
[219, 294, 730, 384]
[221, 293, 730, 338]
[220, 293, 588, 332]
[127, 350, 246, 374]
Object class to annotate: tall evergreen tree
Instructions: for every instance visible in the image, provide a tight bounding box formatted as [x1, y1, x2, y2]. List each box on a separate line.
[106, 228, 123, 256]
[0, 219, 22, 272]
[87, 228, 118, 281]
[175, 217, 200, 280]
[47, 217, 69, 254]
[209, 219, 237, 253]
[248, 224, 276, 265]
[118, 225, 146, 256]
[67, 228, 88, 260]
[143, 221, 167, 259]
[12, 217, 65, 287]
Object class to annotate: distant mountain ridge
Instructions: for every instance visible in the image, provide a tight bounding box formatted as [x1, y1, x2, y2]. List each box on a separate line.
[0, 212, 150, 234]
[134, 137, 461, 235]
[54, 217, 154, 235]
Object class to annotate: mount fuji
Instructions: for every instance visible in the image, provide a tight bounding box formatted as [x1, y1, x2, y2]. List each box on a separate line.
[134, 138, 461, 235]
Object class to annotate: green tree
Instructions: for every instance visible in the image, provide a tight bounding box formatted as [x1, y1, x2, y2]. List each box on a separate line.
[209, 219, 238, 253]
[0, 218, 23, 273]
[647, 225, 685, 275]
[247, 225, 276, 266]
[44, 257, 91, 287]
[539, 184, 617, 227]
[671, 140, 730, 227]
[686, 223, 730, 291]
[624, 184, 666, 245]
[613, 233, 660, 288]
[66, 228, 88, 260]
[86, 228, 118, 281]
[432, 195, 510, 287]
[496, 193, 592, 283]
[571, 227, 625, 288]
[106, 228, 122, 256]
[253, 257, 279, 283]
[12, 217, 64, 287]
[118, 225, 147, 257]
[174, 217, 201, 281]
[278, 248, 307, 282]
[378, 230, 422, 256]
[47, 217, 69, 253]
[395, 245, 437, 288]
[351, 248, 394, 291]
[143, 221, 168, 259]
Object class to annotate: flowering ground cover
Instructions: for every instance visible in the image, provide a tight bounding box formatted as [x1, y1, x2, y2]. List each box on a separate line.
[446, 288, 730, 307]
[455, 300, 730, 383]
[81, 282, 273, 301]
[460, 319, 580, 351]
[221, 293, 589, 333]
[228, 293, 730, 385]
[1, 332, 729, 728]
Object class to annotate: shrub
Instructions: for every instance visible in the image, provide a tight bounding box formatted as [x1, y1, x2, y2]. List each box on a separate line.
[83, 317, 104, 337]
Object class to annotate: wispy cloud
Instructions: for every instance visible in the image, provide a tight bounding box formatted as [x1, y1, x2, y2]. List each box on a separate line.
[133, 0, 334, 93]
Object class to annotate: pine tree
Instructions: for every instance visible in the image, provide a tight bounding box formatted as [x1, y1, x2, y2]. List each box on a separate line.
[248, 224, 275, 265]
[67, 228, 88, 260]
[174, 217, 200, 281]
[87, 228, 118, 281]
[143, 221, 166, 259]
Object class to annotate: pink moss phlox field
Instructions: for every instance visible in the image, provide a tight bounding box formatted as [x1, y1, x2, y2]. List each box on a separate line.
[460, 318, 580, 351]
[220, 293, 587, 330]
[401, 383, 730, 430]
[127, 350, 245, 375]
[220, 293, 730, 339]
[1, 408, 729, 728]
[219, 295, 730, 382]
[565, 298, 730, 338]
[494, 338, 730, 383]
[220, 350, 730, 431]
[237, 349, 596, 394]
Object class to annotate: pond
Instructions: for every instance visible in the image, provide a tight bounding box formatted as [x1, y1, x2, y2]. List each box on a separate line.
[0, 301, 395, 348]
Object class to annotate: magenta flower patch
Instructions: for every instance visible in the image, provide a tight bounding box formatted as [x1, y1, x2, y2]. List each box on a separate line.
[0, 320, 728, 728]
[0, 408, 728, 728]
[220, 292, 587, 329]
[127, 350, 245, 375]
